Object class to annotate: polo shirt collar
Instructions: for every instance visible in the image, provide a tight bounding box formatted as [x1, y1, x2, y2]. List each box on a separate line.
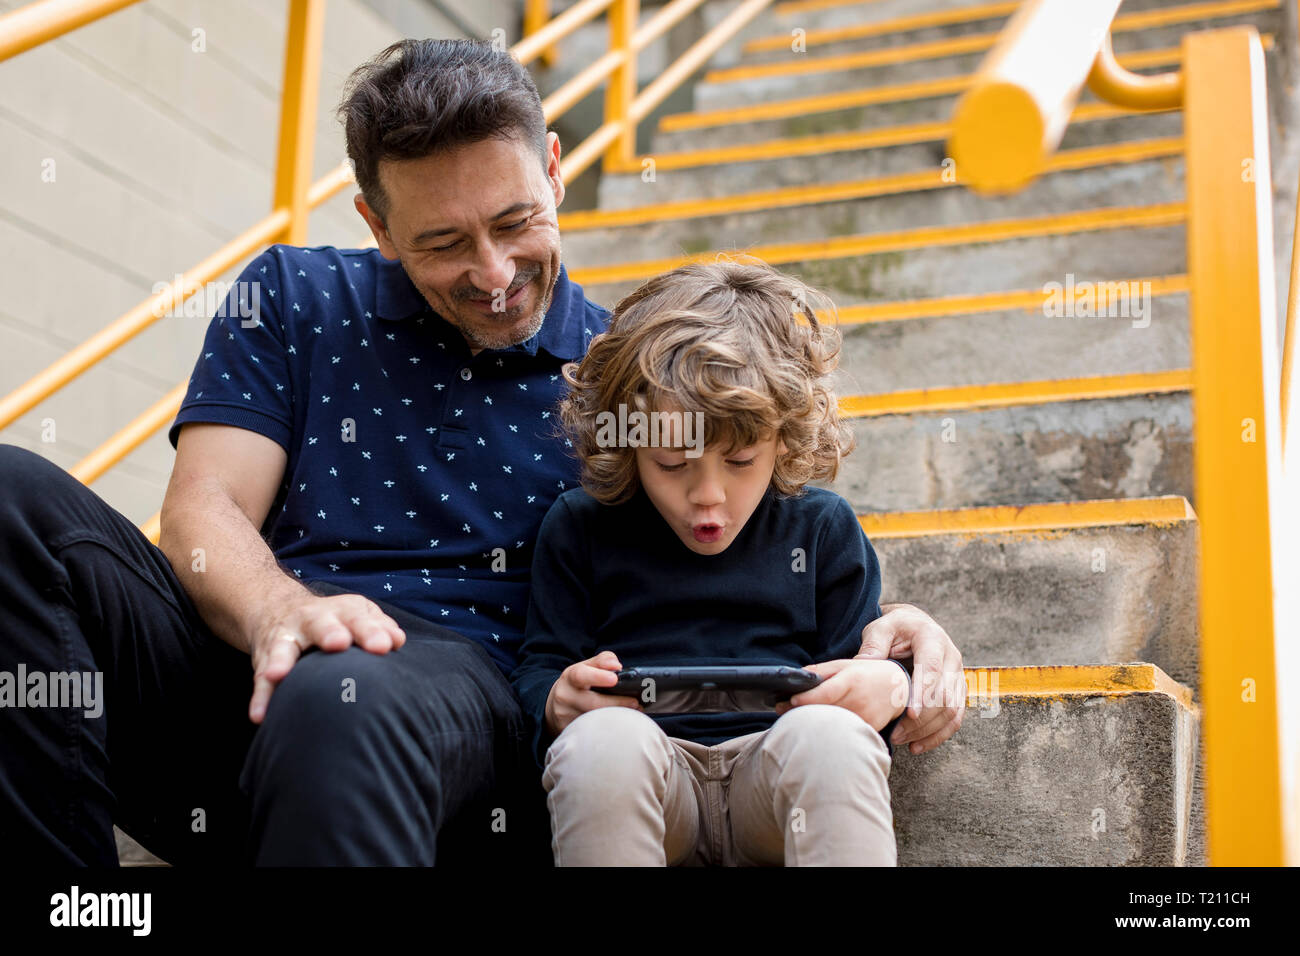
[374, 253, 429, 322]
[375, 255, 587, 362]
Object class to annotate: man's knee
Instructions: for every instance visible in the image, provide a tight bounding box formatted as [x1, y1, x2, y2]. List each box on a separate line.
[258, 645, 411, 740]
[250, 641, 517, 781]
[0, 444, 74, 526]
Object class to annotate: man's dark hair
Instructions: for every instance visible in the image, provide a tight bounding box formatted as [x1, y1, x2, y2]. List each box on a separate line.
[337, 38, 550, 225]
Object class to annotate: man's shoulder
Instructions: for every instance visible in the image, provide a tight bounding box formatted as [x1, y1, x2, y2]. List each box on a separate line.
[253, 243, 391, 284]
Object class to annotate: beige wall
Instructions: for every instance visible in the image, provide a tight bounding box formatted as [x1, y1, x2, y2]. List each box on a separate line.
[0, 0, 518, 526]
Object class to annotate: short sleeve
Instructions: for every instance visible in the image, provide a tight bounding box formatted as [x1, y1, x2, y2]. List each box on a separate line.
[167, 247, 295, 451]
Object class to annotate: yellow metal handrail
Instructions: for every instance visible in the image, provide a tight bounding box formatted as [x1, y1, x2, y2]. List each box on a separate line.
[1087, 31, 1183, 109]
[948, 0, 1123, 194]
[946, 0, 1297, 868]
[518, 0, 778, 181]
[0, 0, 330, 434]
[1284, 187, 1298, 449]
[0, 0, 137, 60]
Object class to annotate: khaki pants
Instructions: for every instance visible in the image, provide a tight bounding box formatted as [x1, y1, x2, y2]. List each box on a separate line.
[541, 704, 896, 866]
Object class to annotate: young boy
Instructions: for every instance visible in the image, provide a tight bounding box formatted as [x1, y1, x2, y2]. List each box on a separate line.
[509, 257, 910, 866]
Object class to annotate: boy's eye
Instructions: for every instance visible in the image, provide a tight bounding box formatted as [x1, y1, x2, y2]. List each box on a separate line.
[726, 457, 756, 467]
[655, 461, 687, 472]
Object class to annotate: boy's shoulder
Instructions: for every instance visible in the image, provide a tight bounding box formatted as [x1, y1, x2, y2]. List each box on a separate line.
[765, 487, 864, 546]
[771, 486, 855, 520]
[545, 485, 625, 524]
[551, 485, 600, 515]
[546, 485, 656, 531]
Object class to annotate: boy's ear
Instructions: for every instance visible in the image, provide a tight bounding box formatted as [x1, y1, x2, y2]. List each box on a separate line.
[776, 436, 789, 457]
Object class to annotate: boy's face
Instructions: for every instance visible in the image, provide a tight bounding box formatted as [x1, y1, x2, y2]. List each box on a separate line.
[636, 432, 787, 556]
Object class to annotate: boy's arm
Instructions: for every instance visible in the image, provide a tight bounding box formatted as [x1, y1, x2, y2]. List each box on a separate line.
[509, 496, 598, 766]
[792, 495, 907, 750]
[811, 495, 883, 661]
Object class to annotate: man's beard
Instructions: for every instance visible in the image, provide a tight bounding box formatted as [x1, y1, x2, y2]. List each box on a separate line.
[408, 255, 560, 352]
[455, 267, 551, 351]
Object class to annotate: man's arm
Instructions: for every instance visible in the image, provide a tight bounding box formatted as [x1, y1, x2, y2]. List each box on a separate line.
[856, 603, 965, 755]
[159, 423, 406, 723]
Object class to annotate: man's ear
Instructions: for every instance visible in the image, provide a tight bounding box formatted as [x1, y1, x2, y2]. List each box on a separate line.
[546, 132, 566, 210]
[354, 193, 398, 259]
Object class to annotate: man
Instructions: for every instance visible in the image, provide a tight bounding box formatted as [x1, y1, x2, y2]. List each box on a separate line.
[0, 38, 964, 866]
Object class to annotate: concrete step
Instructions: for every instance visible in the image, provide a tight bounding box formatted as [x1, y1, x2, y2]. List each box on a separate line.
[649, 52, 1182, 152]
[598, 111, 1185, 209]
[735, 0, 1020, 66]
[829, 387, 1193, 512]
[717, 0, 1205, 42]
[734, 0, 1281, 65]
[834, 286, 1189, 392]
[864, 497, 1200, 687]
[573, 213, 1187, 311]
[892, 664, 1202, 865]
[691, 10, 1284, 110]
[570, 142, 1184, 266]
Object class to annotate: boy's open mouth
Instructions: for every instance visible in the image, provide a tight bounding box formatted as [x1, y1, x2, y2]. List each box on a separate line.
[691, 522, 723, 543]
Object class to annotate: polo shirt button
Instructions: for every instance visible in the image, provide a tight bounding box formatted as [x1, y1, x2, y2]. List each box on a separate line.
[459, 367, 472, 381]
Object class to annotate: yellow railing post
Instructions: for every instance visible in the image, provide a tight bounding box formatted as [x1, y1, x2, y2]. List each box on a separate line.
[1183, 25, 1296, 865]
[603, 0, 638, 173]
[523, 0, 557, 68]
[272, 0, 326, 246]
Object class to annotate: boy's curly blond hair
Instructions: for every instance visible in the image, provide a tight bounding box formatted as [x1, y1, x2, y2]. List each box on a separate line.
[560, 255, 854, 505]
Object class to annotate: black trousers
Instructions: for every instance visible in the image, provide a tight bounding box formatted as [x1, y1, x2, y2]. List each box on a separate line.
[0, 444, 550, 866]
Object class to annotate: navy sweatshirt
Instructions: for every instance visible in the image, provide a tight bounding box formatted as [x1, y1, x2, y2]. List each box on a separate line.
[509, 483, 907, 768]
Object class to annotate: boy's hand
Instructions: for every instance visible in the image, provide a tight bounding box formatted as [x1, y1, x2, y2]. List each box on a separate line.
[774, 658, 908, 733]
[544, 650, 641, 737]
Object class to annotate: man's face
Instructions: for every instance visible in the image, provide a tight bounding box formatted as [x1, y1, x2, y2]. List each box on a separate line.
[356, 132, 565, 353]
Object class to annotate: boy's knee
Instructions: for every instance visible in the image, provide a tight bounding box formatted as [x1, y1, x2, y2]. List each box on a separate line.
[545, 707, 672, 779]
[765, 704, 888, 770]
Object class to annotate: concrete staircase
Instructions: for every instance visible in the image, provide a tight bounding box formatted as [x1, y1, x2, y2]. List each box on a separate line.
[558, 0, 1300, 866]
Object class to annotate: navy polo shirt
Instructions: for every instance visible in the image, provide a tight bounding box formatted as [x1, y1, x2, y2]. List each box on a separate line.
[168, 243, 609, 674]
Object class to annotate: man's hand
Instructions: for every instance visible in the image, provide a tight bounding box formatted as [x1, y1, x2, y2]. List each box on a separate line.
[248, 592, 407, 723]
[856, 603, 965, 754]
[543, 650, 641, 737]
[774, 658, 908, 732]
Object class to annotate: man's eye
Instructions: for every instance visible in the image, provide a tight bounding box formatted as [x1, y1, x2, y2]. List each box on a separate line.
[503, 218, 529, 231]
[430, 240, 460, 252]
